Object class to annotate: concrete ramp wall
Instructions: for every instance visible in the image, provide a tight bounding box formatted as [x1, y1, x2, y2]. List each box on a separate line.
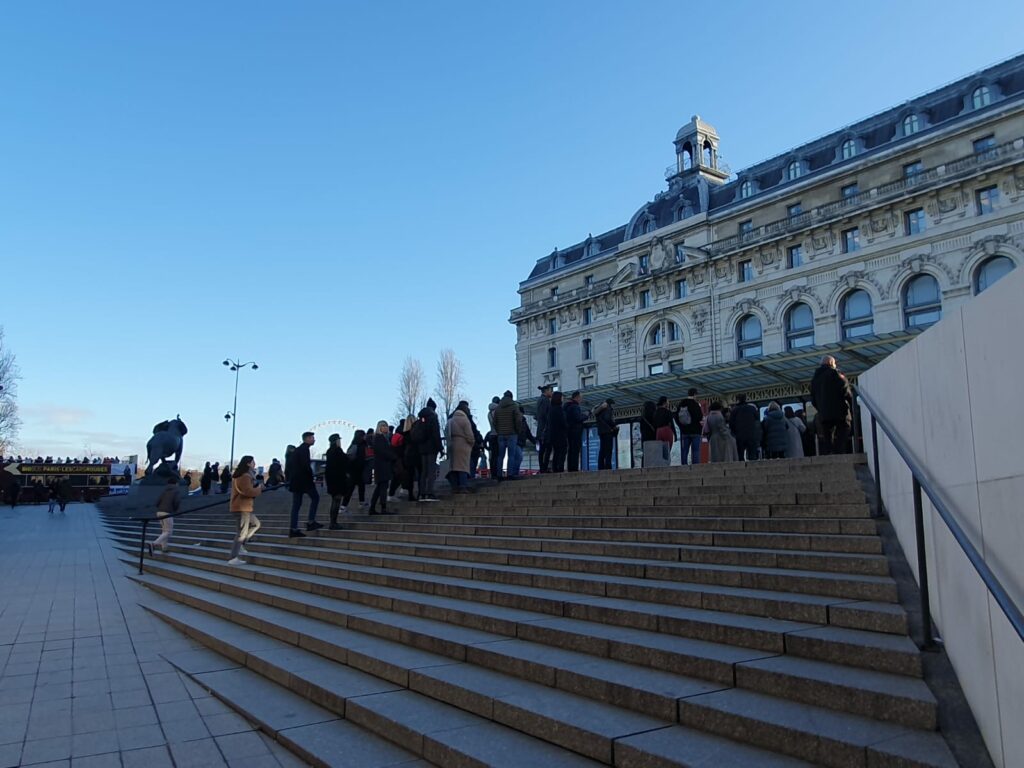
[859, 265, 1024, 768]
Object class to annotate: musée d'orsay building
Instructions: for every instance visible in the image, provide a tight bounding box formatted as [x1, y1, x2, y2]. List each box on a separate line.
[511, 53, 1024, 450]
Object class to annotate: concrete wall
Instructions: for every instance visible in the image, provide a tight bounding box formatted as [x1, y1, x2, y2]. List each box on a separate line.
[859, 265, 1024, 768]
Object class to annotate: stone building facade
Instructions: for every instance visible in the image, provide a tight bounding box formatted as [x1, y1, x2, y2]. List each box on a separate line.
[511, 55, 1024, 409]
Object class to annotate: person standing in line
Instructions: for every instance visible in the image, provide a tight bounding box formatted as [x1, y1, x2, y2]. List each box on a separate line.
[761, 402, 791, 459]
[730, 394, 762, 461]
[417, 398, 444, 500]
[200, 462, 213, 495]
[325, 433, 351, 529]
[219, 464, 231, 494]
[547, 391, 569, 473]
[535, 384, 553, 472]
[565, 391, 588, 472]
[266, 458, 285, 486]
[707, 402, 739, 462]
[149, 475, 180, 557]
[485, 397, 500, 479]
[675, 388, 704, 466]
[363, 425, 376, 494]
[447, 401, 475, 493]
[342, 430, 368, 509]
[369, 422, 396, 514]
[639, 401, 658, 467]
[491, 391, 523, 480]
[287, 431, 320, 537]
[783, 405, 806, 458]
[594, 399, 617, 470]
[227, 455, 262, 565]
[810, 355, 853, 455]
[796, 409, 815, 457]
[654, 396, 676, 461]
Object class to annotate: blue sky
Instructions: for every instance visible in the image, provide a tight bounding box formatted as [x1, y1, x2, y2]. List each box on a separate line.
[2, 0, 1022, 467]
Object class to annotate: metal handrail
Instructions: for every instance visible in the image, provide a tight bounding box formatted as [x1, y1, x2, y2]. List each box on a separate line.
[856, 385, 1024, 648]
[129, 483, 288, 575]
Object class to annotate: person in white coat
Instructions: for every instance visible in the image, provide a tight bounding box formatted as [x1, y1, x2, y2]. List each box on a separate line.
[783, 406, 806, 458]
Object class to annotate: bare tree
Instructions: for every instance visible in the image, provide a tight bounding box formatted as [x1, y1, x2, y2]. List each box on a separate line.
[434, 348, 466, 419]
[396, 357, 425, 424]
[0, 327, 20, 454]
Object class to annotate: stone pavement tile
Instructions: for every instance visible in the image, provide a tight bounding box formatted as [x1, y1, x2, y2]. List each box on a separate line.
[70, 730, 119, 758]
[227, 754, 279, 768]
[2, 685, 34, 704]
[0, 741, 23, 768]
[71, 752, 122, 768]
[107, 676, 145, 693]
[195, 697, 232, 717]
[139, 661, 173, 676]
[72, 710, 116, 735]
[214, 731, 269, 759]
[44, 640, 75, 652]
[20, 735, 72, 765]
[38, 670, 73, 686]
[145, 673, 189, 704]
[153, 699, 198, 722]
[73, 680, 111, 698]
[169, 737, 227, 766]
[0, 701, 32, 724]
[26, 714, 72, 740]
[202, 712, 254, 737]
[72, 666, 108, 683]
[4, 660, 41, 676]
[27, 761, 70, 768]
[113, 706, 157, 729]
[72, 694, 112, 713]
[160, 715, 210, 743]
[120, 745, 173, 768]
[35, 683, 73, 702]
[0, 673, 37, 692]
[116, 724, 165, 751]
[111, 690, 151, 710]
[183, 676, 211, 700]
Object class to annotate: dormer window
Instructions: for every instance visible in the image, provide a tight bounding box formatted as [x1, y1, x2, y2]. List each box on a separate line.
[903, 114, 920, 136]
[841, 139, 857, 160]
[638, 254, 649, 275]
[674, 244, 686, 264]
[972, 85, 992, 110]
[739, 180, 753, 199]
[786, 161, 803, 181]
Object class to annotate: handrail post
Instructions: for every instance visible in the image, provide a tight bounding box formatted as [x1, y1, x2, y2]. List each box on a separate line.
[138, 519, 149, 575]
[870, 414, 881, 517]
[913, 477, 935, 650]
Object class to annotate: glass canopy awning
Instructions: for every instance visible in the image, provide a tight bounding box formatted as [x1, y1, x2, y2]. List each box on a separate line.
[524, 331, 918, 414]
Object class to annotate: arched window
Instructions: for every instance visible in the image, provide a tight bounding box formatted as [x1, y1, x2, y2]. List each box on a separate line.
[641, 218, 655, 235]
[681, 143, 693, 170]
[668, 321, 681, 343]
[903, 114, 920, 136]
[703, 140, 713, 167]
[903, 274, 942, 329]
[740, 180, 753, 199]
[736, 315, 763, 359]
[648, 326, 663, 347]
[972, 85, 992, 110]
[974, 255, 1015, 294]
[787, 161, 802, 181]
[841, 139, 857, 159]
[785, 303, 815, 350]
[841, 289, 874, 339]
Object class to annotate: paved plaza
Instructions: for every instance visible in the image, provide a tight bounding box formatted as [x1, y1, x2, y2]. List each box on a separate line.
[0, 502, 307, 768]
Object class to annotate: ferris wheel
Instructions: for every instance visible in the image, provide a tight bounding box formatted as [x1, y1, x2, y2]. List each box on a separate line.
[306, 419, 361, 443]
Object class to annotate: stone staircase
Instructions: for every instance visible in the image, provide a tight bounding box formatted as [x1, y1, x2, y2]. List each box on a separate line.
[102, 455, 962, 767]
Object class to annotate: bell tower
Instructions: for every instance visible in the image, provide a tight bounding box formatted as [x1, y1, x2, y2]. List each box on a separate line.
[670, 115, 729, 184]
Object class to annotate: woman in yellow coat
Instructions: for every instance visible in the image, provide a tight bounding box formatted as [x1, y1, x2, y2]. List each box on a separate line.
[228, 455, 262, 565]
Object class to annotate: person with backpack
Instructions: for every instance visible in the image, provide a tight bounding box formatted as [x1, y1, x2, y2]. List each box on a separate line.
[228, 455, 262, 565]
[491, 390, 523, 480]
[654, 396, 676, 459]
[761, 402, 791, 459]
[325, 433, 351, 529]
[675, 388, 705, 466]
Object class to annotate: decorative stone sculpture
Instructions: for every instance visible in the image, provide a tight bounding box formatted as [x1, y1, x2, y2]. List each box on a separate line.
[144, 417, 188, 482]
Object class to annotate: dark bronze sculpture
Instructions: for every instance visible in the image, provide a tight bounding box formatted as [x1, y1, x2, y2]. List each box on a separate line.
[145, 416, 187, 480]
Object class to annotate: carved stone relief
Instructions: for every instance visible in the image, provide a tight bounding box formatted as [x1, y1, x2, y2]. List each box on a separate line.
[619, 327, 634, 352]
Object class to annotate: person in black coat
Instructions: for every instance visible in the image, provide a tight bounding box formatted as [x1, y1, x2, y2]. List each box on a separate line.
[730, 394, 762, 461]
[535, 384, 553, 472]
[810, 355, 853, 455]
[200, 462, 213, 495]
[219, 465, 231, 494]
[547, 391, 569, 473]
[369, 422, 396, 514]
[416, 399, 444, 501]
[342, 431, 368, 508]
[287, 432, 320, 536]
[565, 391, 588, 472]
[325, 433, 351, 529]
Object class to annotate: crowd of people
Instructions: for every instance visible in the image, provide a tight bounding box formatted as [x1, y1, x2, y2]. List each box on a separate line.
[0, 455, 124, 466]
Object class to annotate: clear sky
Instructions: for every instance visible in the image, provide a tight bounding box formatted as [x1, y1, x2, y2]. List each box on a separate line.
[2, 0, 1023, 468]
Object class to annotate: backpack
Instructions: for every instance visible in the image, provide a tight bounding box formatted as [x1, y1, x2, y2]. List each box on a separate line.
[410, 419, 428, 445]
[678, 405, 693, 427]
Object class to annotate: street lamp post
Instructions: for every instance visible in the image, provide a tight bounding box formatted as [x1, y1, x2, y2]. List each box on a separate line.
[222, 358, 258, 471]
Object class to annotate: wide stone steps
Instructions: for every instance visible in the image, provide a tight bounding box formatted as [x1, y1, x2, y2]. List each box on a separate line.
[134, 569, 954, 767]
[119, 516, 889, 575]
[123, 544, 921, 683]
[129, 558, 937, 729]
[148, 596, 818, 767]
[110, 527, 903, 634]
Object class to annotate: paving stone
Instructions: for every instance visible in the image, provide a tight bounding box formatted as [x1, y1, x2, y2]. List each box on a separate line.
[115, 724, 165, 751]
[70, 752, 122, 768]
[277, 720, 420, 768]
[70, 730, 119, 758]
[422, 721, 601, 767]
[20, 736, 73, 765]
[202, 712, 254, 737]
[615, 724, 813, 767]
[167, 737, 226, 766]
[118, 745, 173, 768]
[212, 731, 268, 759]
